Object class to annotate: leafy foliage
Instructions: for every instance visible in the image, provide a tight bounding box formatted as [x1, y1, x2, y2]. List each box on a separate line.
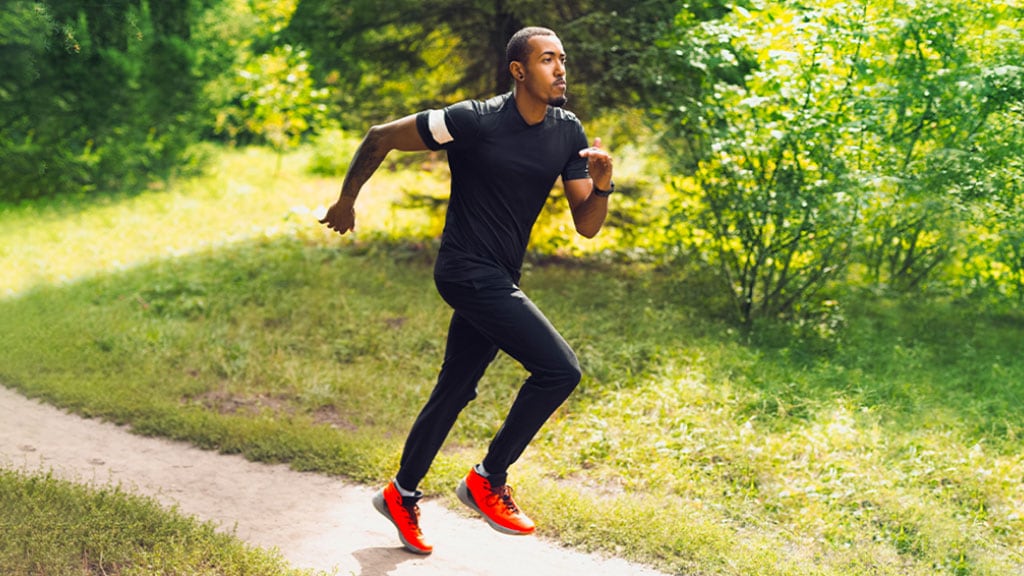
[199, 0, 332, 151]
[0, 0, 212, 201]
[218, 45, 329, 151]
[0, 0, 346, 200]
[850, 1, 1024, 292]
[654, 0, 1024, 323]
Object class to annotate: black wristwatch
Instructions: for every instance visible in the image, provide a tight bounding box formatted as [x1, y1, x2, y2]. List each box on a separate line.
[592, 181, 615, 197]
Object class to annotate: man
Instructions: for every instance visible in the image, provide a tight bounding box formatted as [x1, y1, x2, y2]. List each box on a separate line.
[320, 26, 614, 554]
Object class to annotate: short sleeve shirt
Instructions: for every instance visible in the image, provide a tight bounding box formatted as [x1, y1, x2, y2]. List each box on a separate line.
[416, 93, 590, 282]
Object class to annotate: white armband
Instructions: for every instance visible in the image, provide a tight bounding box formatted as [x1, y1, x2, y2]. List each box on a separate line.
[428, 109, 454, 145]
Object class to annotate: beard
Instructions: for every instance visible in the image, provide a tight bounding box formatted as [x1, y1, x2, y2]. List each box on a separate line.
[548, 95, 568, 107]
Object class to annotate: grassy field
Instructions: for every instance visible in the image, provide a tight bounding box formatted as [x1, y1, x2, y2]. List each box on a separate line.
[1, 146, 1022, 575]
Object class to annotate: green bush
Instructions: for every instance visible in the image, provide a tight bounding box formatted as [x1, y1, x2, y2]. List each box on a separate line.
[0, 1, 205, 201]
[649, 0, 1024, 322]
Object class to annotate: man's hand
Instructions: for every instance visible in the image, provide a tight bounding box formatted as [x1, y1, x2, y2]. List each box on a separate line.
[319, 197, 356, 235]
[578, 137, 614, 191]
[566, 136, 613, 238]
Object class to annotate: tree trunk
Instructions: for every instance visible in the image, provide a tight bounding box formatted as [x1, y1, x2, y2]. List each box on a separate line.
[491, 0, 521, 95]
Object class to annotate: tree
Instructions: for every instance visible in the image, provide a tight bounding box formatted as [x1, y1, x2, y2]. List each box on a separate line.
[0, 0, 214, 201]
[196, 0, 331, 154]
[658, 2, 865, 325]
[956, 69, 1024, 304]
[0, 1, 57, 200]
[285, 0, 724, 122]
[652, 0, 1024, 323]
[851, 0, 1024, 292]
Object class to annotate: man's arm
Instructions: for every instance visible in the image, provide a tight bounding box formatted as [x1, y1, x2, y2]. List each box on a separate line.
[565, 138, 614, 239]
[320, 114, 429, 235]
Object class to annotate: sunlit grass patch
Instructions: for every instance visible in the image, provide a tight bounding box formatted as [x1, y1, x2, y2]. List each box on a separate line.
[524, 273, 1024, 574]
[0, 468, 313, 576]
[0, 146, 449, 298]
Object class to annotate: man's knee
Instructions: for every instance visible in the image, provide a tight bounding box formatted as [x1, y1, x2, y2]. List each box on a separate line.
[541, 353, 581, 390]
[430, 376, 479, 408]
[565, 356, 582, 388]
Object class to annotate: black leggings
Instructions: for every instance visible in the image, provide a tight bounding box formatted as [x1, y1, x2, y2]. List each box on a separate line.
[395, 271, 581, 491]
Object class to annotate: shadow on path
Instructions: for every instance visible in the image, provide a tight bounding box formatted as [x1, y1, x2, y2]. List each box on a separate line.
[352, 546, 417, 576]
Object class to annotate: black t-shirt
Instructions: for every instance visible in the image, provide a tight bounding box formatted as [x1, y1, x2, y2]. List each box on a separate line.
[416, 93, 590, 282]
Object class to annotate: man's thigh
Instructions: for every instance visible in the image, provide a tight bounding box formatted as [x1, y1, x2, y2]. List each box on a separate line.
[437, 276, 576, 375]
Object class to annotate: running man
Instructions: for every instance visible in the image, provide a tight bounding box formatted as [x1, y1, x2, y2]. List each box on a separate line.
[320, 26, 614, 554]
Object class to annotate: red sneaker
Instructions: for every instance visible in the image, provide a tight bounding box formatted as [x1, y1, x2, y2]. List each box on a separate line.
[372, 482, 433, 554]
[456, 468, 535, 535]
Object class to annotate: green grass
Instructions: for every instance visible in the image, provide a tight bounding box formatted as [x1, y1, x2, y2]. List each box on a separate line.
[1, 146, 1023, 575]
[0, 468, 312, 576]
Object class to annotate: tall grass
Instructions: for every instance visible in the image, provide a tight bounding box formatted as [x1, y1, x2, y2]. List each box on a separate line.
[1, 146, 1022, 575]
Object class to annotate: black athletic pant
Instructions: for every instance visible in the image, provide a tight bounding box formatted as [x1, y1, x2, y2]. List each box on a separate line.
[395, 268, 581, 491]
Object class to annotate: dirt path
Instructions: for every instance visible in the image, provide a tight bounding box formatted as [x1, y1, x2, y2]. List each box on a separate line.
[0, 386, 668, 576]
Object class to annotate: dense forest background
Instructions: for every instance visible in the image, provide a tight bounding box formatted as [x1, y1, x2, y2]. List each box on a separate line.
[2, 0, 1022, 323]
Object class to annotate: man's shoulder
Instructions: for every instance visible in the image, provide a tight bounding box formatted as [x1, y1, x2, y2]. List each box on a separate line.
[547, 106, 581, 125]
[448, 95, 579, 126]
[480, 93, 514, 116]
[447, 93, 510, 115]
[438, 94, 509, 127]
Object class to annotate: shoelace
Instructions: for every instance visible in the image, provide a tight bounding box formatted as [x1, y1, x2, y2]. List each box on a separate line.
[399, 502, 423, 531]
[488, 485, 520, 515]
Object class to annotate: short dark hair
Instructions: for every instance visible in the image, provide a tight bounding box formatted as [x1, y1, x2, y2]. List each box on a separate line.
[506, 27, 557, 66]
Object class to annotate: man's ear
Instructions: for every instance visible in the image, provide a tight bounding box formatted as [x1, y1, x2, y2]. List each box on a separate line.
[509, 61, 524, 81]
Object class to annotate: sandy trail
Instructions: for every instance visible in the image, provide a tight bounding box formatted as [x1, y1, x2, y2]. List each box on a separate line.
[0, 386, 667, 576]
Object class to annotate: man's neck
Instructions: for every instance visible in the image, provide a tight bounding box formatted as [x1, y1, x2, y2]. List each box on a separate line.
[512, 88, 548, 125]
